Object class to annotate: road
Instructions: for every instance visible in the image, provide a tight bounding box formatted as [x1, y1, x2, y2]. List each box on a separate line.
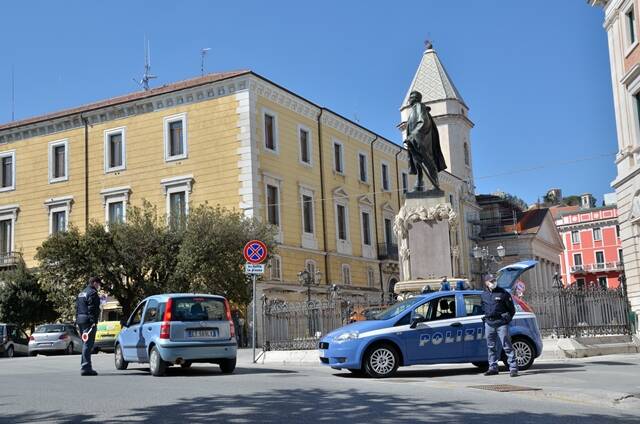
[1, 350, 640, 423]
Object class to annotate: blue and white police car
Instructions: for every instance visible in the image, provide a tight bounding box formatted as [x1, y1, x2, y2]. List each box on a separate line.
[319, 260, 543, 378]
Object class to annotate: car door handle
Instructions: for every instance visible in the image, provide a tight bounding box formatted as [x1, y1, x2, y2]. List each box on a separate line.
[146, 327, 152, 331]
[450, 322, 462, 327]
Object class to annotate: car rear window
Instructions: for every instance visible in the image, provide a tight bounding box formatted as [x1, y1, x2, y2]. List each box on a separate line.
[172, 297, 226, 322]
[35, 325, 66, 333]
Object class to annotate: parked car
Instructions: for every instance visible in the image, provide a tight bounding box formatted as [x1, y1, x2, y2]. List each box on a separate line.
[93, 301, 124, 354]
[0, 323, 30, 358]
[319, 260, 542, 378]
[28, 323, 82, 356]
[115, 294, 238, 377]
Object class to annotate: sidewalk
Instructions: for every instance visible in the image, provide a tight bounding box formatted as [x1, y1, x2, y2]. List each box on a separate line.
[237, 335, 640, 366]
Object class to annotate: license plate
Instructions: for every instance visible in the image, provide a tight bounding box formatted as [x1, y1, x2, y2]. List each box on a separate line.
[39, 343, 53, 347]
[318, 349, 326, 357]
[187, 328, 218, 338]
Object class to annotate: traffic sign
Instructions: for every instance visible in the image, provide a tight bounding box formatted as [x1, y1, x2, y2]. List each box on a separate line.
[245, 264, 265, 274]
[243, 240, 268, 264]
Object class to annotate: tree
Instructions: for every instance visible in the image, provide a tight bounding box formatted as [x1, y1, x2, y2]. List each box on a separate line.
[0, 260, 57, 332]
[36, 201, 183, 319]
[175, 204, 277, 305]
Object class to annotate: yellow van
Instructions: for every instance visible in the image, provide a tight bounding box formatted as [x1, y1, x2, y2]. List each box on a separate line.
[93, 301, 123, 354]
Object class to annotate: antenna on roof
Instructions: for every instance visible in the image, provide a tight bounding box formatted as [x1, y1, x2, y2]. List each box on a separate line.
[200, 48, 211, 76]
[133, 37, 157, 91]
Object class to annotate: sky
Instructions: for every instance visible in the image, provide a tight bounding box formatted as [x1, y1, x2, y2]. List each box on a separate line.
[0, 1, 616, 206]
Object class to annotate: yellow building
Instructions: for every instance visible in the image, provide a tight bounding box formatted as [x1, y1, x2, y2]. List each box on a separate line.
[0, 46, 479, 300]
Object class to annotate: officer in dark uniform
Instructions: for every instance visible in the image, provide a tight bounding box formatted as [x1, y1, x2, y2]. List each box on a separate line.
[76, 276, 102, 376]
[481, 274, 518, 377]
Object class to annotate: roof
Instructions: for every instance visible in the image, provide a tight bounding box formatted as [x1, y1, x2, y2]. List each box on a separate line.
[548, 205, 580, 219]
[555, 204, 617, 219]
[0, 70, 251, 132]
[401, 46, 466, 109]
[516, 208, 548, 234]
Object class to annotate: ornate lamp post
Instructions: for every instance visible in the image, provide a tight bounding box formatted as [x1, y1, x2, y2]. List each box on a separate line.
[472, 244, 506, 282]
[298, 269, 322, 303]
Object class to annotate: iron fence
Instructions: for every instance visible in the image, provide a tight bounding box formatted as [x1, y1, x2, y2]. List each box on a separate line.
[525, 287, 632, 338]
[262, 296, 391, 350]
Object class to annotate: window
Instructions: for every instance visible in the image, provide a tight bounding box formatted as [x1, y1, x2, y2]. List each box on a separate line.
[464, 142, 470, 166]
[45, 197, 72, 235]
[0, 219, 12, 255]
[574, 253, 583, 266]
[48, 139, 68, 183]
[108, 201, 124, 226]
[401, 172, 408, 194]
[299, 126, 311, 165]
[302, 194, 314, 234]
[576, 278, 585, 289]
[337, 204, 347, 241]
[143, 299, 159, 323]
[571, 230, 580, 244]
[358, 153, 368, 182]
[361, 211, 371, 246]
[341, 264, 351, 285]
[598, 276, 608, 289]
[267, 184, 280, 227]
[164, 113, 188, 161]
[381, 163, 390, 191]
[367, 267, 375, 288]
[635, 94, 640, 137]
[305, 259, 317, 277]
[270, 255, 282, 281]
[51, 209, 67, 233]
[619, 248, 624, 262]
[0, 151, 15, 191]
[384, 218, 393, 245]
[627, 6, 637, 45]
[128, 301, 146, 327]
[463, 295, 483, 316]
[616, 225, 621, 238]
[263, 110, 278, 152]
[593, 227, 602, 241]
[104, 128, 126, 172]
[169, 191, 186, 228]
[595, 251, 605, 265]
[101, 186, 131, 227]
[333, 141, 344, 173]
[420, 296, 456, 321]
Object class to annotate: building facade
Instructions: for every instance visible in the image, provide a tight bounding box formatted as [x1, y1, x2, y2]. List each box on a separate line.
[556, 205, 622, 288]
[590, 0, 640, 316]
[0, 46, 478, 302]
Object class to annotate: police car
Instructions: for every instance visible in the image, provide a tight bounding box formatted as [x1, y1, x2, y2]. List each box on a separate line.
[318, 260, 543, 378]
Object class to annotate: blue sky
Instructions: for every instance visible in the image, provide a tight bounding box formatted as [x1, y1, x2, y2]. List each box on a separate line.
[0, 1, 615, 205]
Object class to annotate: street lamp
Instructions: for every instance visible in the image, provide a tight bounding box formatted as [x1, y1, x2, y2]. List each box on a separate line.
[298, 269, 322, 302]
[472, 244, 506, 282]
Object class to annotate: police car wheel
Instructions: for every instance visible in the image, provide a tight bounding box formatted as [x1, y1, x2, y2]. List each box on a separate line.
[5, 346, 14, 358]
[149, 347, 167, 376]
[511, 338, 535, 370]
[364, 344, 399, 378]
[114, 344, 128, 370]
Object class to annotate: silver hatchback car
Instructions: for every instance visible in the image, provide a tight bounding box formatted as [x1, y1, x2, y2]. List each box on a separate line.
[29, 324, 82, 356]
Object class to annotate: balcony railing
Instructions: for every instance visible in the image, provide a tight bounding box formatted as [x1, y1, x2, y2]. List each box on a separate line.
[378, 243, 398, 261]
[0, 252, 21, 268]
[570, 261, 623, 274]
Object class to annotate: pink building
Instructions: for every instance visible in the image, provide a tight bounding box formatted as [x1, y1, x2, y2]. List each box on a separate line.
[556, 206, 622, 289]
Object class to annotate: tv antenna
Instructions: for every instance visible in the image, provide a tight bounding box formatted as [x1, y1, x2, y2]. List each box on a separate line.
[200, 48, 211, 76]
[133, 37, 157, 91]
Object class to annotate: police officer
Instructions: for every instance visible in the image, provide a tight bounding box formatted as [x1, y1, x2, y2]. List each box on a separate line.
[76, 276, 102, 376]
[481, 274, 518, 377]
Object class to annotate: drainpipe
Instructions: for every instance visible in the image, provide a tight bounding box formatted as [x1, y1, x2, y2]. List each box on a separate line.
[81, 115, 89, 230]
[317, 109, 330, 286]
[369, 136, 384, 293]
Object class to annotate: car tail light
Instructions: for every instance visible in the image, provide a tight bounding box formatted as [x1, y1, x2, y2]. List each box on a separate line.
[513, 296, 533, 313]
[224, 299, 235, 339]
[160, 298, 173, 339]
[59, 334, 69, 340]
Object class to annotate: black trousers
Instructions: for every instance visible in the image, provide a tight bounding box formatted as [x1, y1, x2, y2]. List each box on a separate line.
[78, 321, 96, 371]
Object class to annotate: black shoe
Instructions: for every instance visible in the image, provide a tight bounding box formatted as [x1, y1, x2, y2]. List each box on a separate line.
[484, 369, 498, 376]
[510, 370, 519, 377]
[81, 369, 98, 376]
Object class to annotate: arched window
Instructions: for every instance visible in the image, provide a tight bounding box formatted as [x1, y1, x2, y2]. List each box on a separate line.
[463, 142, 470, 166]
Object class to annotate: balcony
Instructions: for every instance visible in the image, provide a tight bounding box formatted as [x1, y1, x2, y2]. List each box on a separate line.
[570, 261, 623, 274]
[0, 252, 21, 268]
[378, 243, 398, 261]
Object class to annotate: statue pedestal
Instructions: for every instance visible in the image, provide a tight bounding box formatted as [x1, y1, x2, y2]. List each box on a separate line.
[395, 190, 457, 281]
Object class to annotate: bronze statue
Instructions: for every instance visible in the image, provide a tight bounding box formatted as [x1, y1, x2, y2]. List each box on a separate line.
[404, 91, 447, 192]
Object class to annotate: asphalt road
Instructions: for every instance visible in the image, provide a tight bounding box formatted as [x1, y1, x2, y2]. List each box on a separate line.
[1, 351, 640, 423]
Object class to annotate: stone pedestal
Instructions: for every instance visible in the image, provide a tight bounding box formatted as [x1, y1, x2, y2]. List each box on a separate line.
[395, 190, 457, 281]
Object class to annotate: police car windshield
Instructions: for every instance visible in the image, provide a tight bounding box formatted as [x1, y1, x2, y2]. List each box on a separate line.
[373, 297, 422, 320]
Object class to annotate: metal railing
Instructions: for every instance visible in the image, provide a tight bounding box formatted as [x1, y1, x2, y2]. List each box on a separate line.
[378, 243, 398, 261]
[262, 296, 390, 350]
[0, 252, 21, 267]
[570, 262, 623, 273]
[524, 287, 632, 337]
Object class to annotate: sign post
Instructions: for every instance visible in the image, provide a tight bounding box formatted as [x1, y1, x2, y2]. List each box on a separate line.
[243, 240, 268, 364]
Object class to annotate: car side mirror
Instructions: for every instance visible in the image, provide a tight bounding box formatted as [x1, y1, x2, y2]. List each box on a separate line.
[410, 313, 425, 329]
[120, 320, 128, 328]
